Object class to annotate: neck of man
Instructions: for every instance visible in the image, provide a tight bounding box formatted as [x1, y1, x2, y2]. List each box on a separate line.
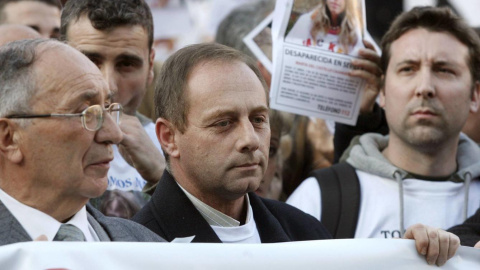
[199, 193, 247, 224]
[0, 178, 86, 222]
[172, 167, 248, 223]
[382, 133, 459, 177]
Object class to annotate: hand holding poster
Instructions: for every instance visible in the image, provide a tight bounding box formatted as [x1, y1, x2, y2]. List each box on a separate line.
[271, 0, 368, 125]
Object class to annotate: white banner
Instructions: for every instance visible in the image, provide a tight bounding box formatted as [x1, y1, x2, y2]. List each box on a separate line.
[0, 239, 478, 269]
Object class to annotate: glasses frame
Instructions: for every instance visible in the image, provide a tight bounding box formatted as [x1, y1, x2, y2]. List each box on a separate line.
[5, 103, 123, 131]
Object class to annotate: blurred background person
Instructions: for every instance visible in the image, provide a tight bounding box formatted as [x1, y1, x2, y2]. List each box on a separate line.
[0, 0, 62, 39]
[100, 191, 142, 219]
[0, 24, 40, 46]
[60, 0, 166, 216]
[255, 110, 286, 201]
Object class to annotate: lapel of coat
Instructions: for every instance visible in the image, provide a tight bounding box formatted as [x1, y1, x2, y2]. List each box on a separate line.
[0, 199, 32, 246]
[249, 192, 290, 243]
[86, 204, 111, 241]
[150, 171, 221, 243]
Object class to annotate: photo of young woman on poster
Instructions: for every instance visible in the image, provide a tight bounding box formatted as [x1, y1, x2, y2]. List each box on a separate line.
[285, 0, 364, 56]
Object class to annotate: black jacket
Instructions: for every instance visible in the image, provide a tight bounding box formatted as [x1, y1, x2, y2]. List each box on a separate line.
[448, 207, 480, 247]
[132, 171, 331, 242]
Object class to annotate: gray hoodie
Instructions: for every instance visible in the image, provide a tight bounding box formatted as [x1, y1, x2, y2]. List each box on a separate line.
[343, 132, 480, 234]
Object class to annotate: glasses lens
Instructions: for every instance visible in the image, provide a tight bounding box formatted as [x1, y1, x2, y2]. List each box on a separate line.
[109, 103, 122, 125]
[84, 105, 103, 131]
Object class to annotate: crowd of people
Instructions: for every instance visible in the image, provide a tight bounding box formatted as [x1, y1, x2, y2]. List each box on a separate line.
[0, 0, 479, 267]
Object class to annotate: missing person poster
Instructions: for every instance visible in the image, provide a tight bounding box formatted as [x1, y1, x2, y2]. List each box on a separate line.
[271, 0, 367, 125]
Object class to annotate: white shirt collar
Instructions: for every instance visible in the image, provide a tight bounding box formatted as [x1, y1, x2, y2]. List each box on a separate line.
[211, 203, 261, 243]
[177, 182, 252, 227]
[0, 188, 98, 241]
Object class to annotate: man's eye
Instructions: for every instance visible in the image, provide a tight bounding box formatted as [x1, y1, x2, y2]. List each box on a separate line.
[252, 116, 266, 124]
[399, 66, 413, 73]
[437, 68, 455, 75]
[121, 62, 134, 67]
[269, 146, 278, 157]
[118, 61, 140, 70]
[216, 120, 231, 127]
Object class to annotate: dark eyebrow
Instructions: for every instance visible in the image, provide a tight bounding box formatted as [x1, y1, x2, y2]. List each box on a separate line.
[205, 105, 269, 121]
[81, 51, 104, 61]
[205, 109, 237, 121]
[432, 60, 457, 67]
[251, 105, 269, 114]
[116, 53, 144, 65]
[395, 60, 418, 67]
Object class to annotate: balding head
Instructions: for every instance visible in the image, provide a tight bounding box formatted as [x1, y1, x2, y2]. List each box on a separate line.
[0, 24, 40, 46]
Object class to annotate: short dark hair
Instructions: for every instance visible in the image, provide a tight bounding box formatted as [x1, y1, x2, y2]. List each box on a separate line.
[0, 0, 62, 23]
[381, 6, 480, 82]
[60, 0, 153, 49]
[155, 43, 268, 134]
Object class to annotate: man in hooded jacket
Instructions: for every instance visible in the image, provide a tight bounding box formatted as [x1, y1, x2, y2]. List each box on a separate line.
[287, 6, 480, 242]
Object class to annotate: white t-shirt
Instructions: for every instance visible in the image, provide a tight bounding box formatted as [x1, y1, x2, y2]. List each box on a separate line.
[178, 184, 261, 243]
[287, 170, 480, 238]
[211, 204, 261, 244]
[108, 122, 162, 191]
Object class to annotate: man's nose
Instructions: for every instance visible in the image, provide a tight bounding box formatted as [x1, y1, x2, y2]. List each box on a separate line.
[414, 69, 436, 99]
[101, 66, 119, 97]
[236, 120, 260, 153]
[95, 111, 123, 145]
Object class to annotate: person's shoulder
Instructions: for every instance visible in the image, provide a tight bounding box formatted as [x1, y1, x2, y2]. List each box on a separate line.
[87, 204, 165, 242]
[260, 196, 317, 220]
[256, 195, 332, 240]
[131, 200, 156, 226]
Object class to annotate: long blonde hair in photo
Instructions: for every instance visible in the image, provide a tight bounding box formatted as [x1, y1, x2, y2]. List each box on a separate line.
[309, 0, 360, 54]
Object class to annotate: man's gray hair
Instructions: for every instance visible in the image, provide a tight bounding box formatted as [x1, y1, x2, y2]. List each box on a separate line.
[215, 0, 274, 59]
[0, 38, 49, 117]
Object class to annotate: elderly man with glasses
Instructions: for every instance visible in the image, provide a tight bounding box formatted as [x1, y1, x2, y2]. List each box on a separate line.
[0, 38, 165, 245]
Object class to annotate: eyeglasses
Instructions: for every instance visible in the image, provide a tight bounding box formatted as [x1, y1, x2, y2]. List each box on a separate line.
[6, 103, 123, 131]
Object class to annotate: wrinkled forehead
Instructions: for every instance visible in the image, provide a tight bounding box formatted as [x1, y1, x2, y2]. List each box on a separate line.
[33, 42, 111, 103]
[389, 29, 469, 66]
[65, 15, 150, 52]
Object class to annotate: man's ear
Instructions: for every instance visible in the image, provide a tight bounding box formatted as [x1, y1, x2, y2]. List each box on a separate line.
[147, 48, 156, 86]
[470, 81, 480, 113]
[0, 119, 24, 164]
[379, 75, 386, 108]
[155, 118, 180, 158]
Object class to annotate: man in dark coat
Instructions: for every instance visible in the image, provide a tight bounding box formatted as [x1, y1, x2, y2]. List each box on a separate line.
[133, 43, 331, 243]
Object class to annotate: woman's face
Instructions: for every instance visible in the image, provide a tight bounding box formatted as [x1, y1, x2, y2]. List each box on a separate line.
[327, 0, 346, 16]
